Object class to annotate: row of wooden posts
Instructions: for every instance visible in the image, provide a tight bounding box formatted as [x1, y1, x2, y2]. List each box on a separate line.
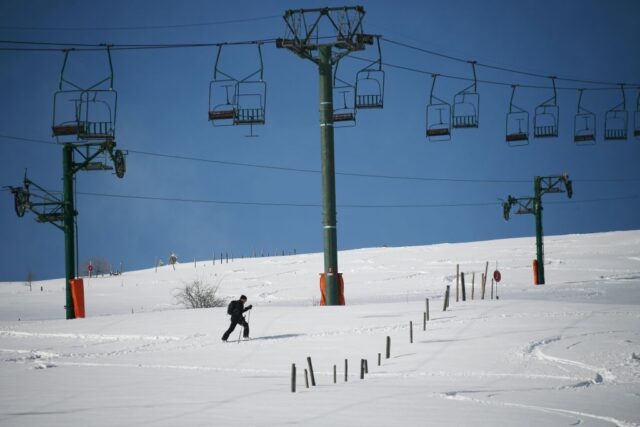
[291, 262, 498, 392]
[155, 249, 300, 272]
[444, 262, 498, 309]
[291, 335, 394, 392]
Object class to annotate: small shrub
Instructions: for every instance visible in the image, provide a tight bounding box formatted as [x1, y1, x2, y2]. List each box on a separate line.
[175, 280, 226, 309]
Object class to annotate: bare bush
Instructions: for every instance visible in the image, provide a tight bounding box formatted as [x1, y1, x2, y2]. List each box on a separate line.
[175, 280, 226, 309]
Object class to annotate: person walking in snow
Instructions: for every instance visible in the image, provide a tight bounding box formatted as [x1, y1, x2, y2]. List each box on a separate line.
[222, 295, 252, 341]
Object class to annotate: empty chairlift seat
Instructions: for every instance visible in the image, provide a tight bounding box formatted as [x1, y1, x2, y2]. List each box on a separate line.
[534, 106, 559, 138]
[573, 90, 596, 144]
[354, 69, 384, 110]
[452, 63, 479, 129]
[604, 85, 628, 141]
[533, 78, 559, 139]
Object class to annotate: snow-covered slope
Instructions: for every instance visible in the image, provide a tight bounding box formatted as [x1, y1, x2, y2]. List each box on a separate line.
[1, 231, 639, 426]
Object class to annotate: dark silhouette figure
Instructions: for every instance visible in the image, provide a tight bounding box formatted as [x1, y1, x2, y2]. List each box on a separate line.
[222, 295, 252, 341]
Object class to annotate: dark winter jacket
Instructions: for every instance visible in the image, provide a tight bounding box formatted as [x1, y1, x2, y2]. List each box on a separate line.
[229, 300, 251, 321]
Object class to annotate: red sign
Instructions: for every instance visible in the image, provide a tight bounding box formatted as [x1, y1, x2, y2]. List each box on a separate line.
[88, 264, 94, 272]
[493, 270, 501, 282]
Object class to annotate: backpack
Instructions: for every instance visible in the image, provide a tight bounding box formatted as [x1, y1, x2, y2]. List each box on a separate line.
[227, 300, 238, 315]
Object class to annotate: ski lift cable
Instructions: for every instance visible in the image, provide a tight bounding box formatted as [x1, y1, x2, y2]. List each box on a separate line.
[2, 36, 638, 92]
[347, 55, 639, 92]
[380, 37, 640, 88]
[3, 133, 640, 184]
[0, 15, 282, 32]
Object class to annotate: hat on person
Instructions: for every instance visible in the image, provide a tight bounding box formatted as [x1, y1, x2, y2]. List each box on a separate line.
[240, 295, 247, 301]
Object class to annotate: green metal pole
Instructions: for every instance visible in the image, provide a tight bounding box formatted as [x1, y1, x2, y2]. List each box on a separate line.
[534, 177, 545, 285]
[63, 143, 76, 319]
[318, 45, 339, 305]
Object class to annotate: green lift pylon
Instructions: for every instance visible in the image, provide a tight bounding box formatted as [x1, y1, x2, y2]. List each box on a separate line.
[276, 6, 377, 305]
[502, 174, 573, 284]
[7, 47, 126, 319]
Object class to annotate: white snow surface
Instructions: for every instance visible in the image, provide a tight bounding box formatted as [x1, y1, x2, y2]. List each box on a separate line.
[1, 230, 640, 426]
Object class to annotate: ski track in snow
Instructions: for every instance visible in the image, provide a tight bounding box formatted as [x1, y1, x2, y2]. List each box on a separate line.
[441, 391, 639, 427]
[523, 333, 617, 388]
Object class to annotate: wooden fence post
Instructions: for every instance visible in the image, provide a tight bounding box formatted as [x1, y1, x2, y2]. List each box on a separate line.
[307, 357, 316, 386]
[491, 278, 494, 300]
[304, 369, 309, 388]
[386, 336, 391, 359]
[410, 321, 413, 343]
[443, 285, 450, 311]
[291, 363, 296, 393]
[423, 312, 427, 331]
[461, 272, 466, 301]
[456, 264, 460, 302]
[378, 353, 381, 366]
[472, 272, 475, 300]
[483, 261, 489, 299]
[345, 359, 348, 382]
[426, 298, 430, 320]
[360, 359, 365, 379]
[481, 273, 486, 300]
[333, 364, 337, 384]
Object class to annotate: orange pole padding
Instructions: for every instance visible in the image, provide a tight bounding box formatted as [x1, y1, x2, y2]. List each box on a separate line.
[69, 278, 85, 318]
[319, 273, 345, 306]
[532, 259, 539, 285]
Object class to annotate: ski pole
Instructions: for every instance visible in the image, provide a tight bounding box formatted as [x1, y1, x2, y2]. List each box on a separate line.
[247, 309, 251, 339]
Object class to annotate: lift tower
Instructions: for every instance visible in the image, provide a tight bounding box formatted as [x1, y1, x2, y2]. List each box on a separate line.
[8, 47, 126, 319]
[277, 6, 375, 305]
[502, 174, 573, 285]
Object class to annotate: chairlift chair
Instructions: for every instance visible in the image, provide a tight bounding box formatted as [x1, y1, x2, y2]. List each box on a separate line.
[573, 89, 596, 145]
[77, 90, 116, 140]
[505, 85, 529, 146]
[52, 91, 84, 137]
[333, 88, 357, 126]
[355, 69, 384, 109]
[52, 92, 116, 141]
[426, 75, 452, 141]
[452, 61, 479, 129]
[234, 80, 266, 125]
[208, 80, 237, 126]
[604, 85, 628, 141]
[52, 48, 117, 142]
[533, 77, 559, 138]
[354, 36, 384, 110]
[332, 61, 356, 127]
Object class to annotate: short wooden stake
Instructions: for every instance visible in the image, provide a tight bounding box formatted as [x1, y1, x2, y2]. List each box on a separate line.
[291, 363, 296, 393]
[472, 272, 475, 300]
[345, 359, 348, 382]
[304, 369, 309, 388]
[364, 359, 368, 374]
[333, 364, 337, 384]
[307, 356, 316, 386]
[386, 336, 391, 359]
[410, 321, 413, 343]
[378, 353, 381, 366]
[426, 298, 430, 320]
[481, 273, 486, 300]
[461, 272, 466, 301]
[443, 285, 450, 311]
[491, 278, 494, 300]
[483, 261, 489, 299]
[456, 264, 460, 302]
[423, 312, 427, 331]
[360, 359, 365, 379]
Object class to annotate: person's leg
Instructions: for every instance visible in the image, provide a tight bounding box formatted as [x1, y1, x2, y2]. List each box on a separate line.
[221, 320, 238, 341]
[240, 317, 250, 338]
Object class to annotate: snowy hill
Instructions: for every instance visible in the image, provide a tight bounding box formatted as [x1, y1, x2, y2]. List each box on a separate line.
[1, 231, 639, 426]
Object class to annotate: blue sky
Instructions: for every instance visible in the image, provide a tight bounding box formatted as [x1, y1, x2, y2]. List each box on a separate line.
[1, 0, 639, 281]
